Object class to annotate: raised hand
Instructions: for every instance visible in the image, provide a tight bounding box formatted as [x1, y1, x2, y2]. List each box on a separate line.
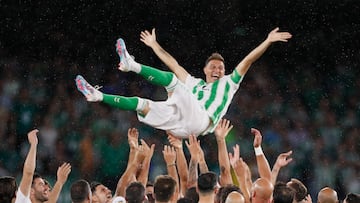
[140, 28, 157, 47]
[167, 132, 183, 150]
[229, 144, 240, 167]
[274, 150, 293, 168]
[214, 119, 233, 141]
[139, 139, 155, 159]
[266, 27, 292, 42]
[28, 129, 39, 145]
[185, 135, 201, 161]
[57, 162, 71, 185]
[127, 128, 139, 150]
[251, 128, 262, 148]
[162, 145, 177, 165]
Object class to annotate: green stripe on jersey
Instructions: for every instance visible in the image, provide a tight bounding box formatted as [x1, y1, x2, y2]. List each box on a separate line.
[231, 69, 242, 84]
[193, 80, 206, 100]
[204, 80, 219, 110]
[212, 82, 230, 123]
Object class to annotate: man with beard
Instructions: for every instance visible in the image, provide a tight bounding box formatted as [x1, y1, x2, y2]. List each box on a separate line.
[90, 182, 113, 203]
[30, 174, 49, 203]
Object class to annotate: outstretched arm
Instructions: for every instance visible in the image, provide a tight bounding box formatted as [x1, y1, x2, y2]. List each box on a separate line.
[115, 128, 145, 197]
[214, 119, 233, 186]
[252, 128, 272, 181]
[18, 129, 39, 197]
[168, 134, 188, 196]
[235, 27, 292, 76]
[271, 150, 293, 185]
[163, 145, 180, 198]
[137, 139, 155, 187]
[229, 144, 251, 203]
[140, 28, 189, 82]
[185, 135, 200, 188]
[47, 163, 71, 203]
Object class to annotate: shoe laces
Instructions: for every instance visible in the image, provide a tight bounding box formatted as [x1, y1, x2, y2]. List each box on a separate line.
[94, 85, 102, 90]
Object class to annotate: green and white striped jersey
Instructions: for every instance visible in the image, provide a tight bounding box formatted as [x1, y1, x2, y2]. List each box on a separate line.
[185, 69, 243, 134]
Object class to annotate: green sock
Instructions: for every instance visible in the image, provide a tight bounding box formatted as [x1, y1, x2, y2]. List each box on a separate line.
[140, 65, 174, 87]
[103, 94, 140, 111]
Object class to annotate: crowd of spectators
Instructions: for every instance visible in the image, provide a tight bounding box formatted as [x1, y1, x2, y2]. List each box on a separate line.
[0, 49, 359, 202]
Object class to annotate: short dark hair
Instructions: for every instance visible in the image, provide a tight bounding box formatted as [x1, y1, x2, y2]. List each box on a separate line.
[125, 182, 145, 203]
[216, 184, 241, 203]
[70, 179, 91, 203]
[90, 181, 102, 193]
[344, 193, 360, 203]
[44, 179, 52, 190]
[273, 182, 294, 203]
[287, 178, 307, 202]
[32, 173, 42, 186]
[0, 176, 17, 203]
[185, 187, 199, 203]
[205, 53, 225, 66]
[154, 175, 176, 202]
[197, 171, 218, 194]
[177, 197, 194, 203]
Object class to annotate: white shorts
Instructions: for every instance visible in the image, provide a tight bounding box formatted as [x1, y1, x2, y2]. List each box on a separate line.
[138, 81, 210, 138]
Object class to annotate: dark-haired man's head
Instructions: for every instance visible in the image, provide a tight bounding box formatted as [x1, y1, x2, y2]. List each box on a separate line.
[197, 172, 218, 195]
[90, 181, 112, 203]
[344, 193, 360, 203]
[204, 53, 226, 83]
[146, 182, 155, 203]
[286, 178, 307, 202]
[70, 179, 91, 203]
[153, 175, 177, 202]
[125, 182, 145, 203]
[31, 173, 49, 202]
[185, 187, 199, 203]
[272, 182, 294, 203]
[0, 176, 17, 203]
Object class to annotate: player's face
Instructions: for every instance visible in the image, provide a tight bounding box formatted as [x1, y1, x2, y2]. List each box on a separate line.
[31, 178, 49, 202]
[93, 184, 112, 203]
[203, 59, 225, 83]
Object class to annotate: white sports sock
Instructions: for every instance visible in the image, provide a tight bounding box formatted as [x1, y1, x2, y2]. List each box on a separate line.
[136, 98, 147, 111]
[126, 51, 141, 73]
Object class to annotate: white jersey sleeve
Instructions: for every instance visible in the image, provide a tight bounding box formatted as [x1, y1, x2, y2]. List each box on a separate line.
[15, 188, 32, 203]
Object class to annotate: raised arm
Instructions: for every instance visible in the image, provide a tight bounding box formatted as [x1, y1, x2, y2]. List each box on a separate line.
[235, 27, 292, 76]
[185, 135, 199, 188]
[162, 145, 180, 198]
[47, 162, 71, 203]
[140, 28, 189, 82]
[18, 129, 39, 197]
[252, 128, 272, 181]
[271, 150, 293, 185]
[115, 128, 145, 197]
[229, 144, 251, 203]
[214, 119, 233, 186]
[168, 134, 188, 197]
[125, 128, 140, 184]
[136, 139, 155, 187]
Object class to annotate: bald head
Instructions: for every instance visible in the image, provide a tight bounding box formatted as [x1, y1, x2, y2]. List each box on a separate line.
[317, 187, 338, 203]
[225, 191, 245, 203]
[251, 178, 274, 203]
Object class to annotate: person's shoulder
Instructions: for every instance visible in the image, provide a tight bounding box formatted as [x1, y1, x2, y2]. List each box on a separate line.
[15, 188, 31, 203]
[185, 74, 204, 84]
[112, 196, 126, 203]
